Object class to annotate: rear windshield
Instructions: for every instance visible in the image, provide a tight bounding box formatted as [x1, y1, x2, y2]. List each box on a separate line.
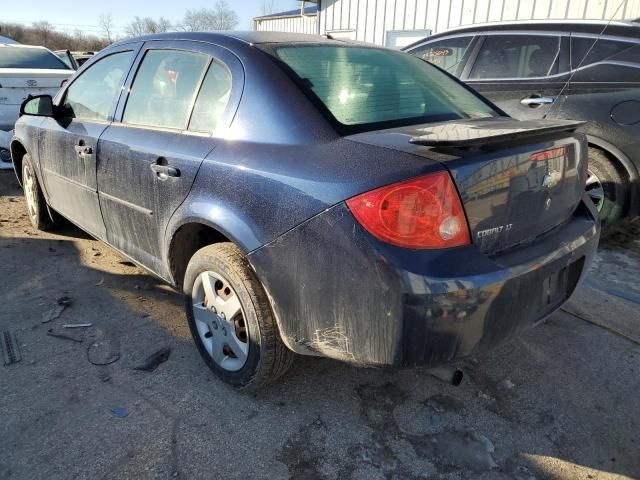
[270, 45, 498, 131]
[0, 47, 70, 70]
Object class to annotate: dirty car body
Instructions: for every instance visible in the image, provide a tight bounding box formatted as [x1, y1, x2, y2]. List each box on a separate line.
[11, 32, 599, 370]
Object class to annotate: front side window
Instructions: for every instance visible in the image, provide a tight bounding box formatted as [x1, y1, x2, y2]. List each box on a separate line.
[271, 45, 497, 130]
[469, 35, 560, 80]
[123, 50, 209, 130]
[63, 51, 133, 121]
[410, 36, 473, 76]
[188, 60, 232, 133]
[0, 46, 70, 70]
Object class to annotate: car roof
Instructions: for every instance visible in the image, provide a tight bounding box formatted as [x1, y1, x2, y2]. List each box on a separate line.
[408, 19, 640, 46]
[0, 43, 53, 50]
[112, 30, 337, 48]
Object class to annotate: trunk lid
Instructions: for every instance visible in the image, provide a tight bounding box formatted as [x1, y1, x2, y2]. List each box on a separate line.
[346, 117, 587, 255]
[0, 69, 72, 105]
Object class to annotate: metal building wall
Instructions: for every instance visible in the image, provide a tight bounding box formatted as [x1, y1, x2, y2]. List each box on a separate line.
[254, 14, 319, 34]
[319, 0, 640, 45]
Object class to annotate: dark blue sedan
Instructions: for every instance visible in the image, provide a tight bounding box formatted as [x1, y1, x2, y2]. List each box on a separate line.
[11, 32, 599, 389]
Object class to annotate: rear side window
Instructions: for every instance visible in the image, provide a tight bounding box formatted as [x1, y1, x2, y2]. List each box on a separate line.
[0, 47, 70, 70]
[63, 51, 133, 121]
[188, 60, 232, 133]
[123, 50, 209, 130]
[410, 36, 473, 76]
[469, 35, 560, 79]
[570, 37, 636, 69]
[273, 45, 497, 130]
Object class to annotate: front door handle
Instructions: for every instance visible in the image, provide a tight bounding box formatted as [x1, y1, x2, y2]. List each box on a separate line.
[520, 96, 555, 107]
[150, 162, 180, 180]
[74, 144, 93, 155]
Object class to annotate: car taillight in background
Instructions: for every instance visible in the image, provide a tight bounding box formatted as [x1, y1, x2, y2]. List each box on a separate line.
[346, 171, 470, 249]
[530, 146, 567, 162]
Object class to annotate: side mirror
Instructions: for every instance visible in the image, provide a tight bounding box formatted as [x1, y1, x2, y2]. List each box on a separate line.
[20, 95, 55, 117]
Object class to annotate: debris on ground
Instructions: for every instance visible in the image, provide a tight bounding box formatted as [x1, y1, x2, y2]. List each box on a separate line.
[431, 430, 498, 473]
[499, 379, 515, 390]
[111, 407, 129, 418]
[63, 323, 93, 329]
[86, 329, 121, 366]
[478, 391, 495, 402]
[47, 328, 84, 343]
[42, 296, 73, 324]
[42, 305, 66, 323]
[1, 330, 22, 366]
[57, 296, 73, 307]
[133, 346, 171, 372]
[95, 278, 104, 286]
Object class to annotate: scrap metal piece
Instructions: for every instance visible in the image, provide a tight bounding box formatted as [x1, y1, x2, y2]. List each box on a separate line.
[133, 346, 171, 372]
[2, 331, 22, 366]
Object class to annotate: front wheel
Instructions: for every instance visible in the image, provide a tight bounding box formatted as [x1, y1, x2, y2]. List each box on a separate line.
[22, 154, 57, 231]
[183, 243, 294, 390]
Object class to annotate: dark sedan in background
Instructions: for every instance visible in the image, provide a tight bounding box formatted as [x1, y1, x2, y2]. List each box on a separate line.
[406, 20, 640, 229]
[11, 32, 598, 389]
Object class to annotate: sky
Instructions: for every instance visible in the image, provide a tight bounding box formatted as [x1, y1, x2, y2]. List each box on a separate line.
[1, 0, 301, 37]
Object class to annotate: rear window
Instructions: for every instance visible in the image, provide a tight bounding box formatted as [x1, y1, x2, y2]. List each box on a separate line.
[409, 36, 473, 76]
[270, 45, 498, 131]
[570, 37, 636, 69]
[0, 47, 70, 70]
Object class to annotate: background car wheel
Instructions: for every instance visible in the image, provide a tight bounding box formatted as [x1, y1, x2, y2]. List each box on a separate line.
[21, 154, 57, 231]
[586, 148, 628, 230]
[183, 243, 294, 390]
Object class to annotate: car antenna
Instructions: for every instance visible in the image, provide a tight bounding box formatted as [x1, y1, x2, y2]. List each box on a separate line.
[543, 0, 626, 120]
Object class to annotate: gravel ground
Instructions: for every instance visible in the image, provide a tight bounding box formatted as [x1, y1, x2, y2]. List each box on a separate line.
[1, 169, 639, 480]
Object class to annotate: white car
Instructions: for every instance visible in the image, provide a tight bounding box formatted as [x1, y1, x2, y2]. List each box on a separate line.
[1, 43, 74, 169]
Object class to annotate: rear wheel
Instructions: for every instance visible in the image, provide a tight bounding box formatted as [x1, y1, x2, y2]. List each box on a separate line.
[22, 154, 57, 231]
[183, 243, 294, 390]
[586, 148, 628, 229]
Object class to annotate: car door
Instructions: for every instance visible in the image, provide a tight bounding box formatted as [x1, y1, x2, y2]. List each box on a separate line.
[407, 35, 478, 78]
[462, 33, 571, 120]
[97, 41, 242, 277]
[38, 45, 139, 238]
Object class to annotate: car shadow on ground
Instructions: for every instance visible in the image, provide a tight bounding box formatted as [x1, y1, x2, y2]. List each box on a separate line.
[1, 170, 639, 479]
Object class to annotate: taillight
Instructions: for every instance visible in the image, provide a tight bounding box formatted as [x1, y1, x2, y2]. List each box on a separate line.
[346, 171, 470, 249]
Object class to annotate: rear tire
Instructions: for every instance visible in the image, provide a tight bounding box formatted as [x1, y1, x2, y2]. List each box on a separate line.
[22, 154, 57, 231]
[183, 243, 294, 390]
[586, 148, 628, 230]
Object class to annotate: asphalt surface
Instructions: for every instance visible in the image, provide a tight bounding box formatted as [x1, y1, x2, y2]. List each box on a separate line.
[1, 169, 639, 480]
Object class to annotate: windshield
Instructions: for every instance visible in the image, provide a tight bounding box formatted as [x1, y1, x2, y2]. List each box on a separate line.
[271, 45, 499, 131]
[0, 47, 71, 70]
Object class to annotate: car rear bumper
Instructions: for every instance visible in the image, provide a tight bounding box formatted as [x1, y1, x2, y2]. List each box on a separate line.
[248, 198, 600, 367]
[0, 105, 20, 132]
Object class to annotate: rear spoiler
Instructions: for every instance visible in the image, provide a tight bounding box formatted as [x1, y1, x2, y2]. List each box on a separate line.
[409, 119, 586, 148]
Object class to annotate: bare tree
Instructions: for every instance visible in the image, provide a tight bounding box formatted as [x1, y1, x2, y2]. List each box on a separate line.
[180, 1, 239, 31]
[125, 16, 172, 37]
[260, 0, 277, 16]
[32, 21, 54, 47]
[98, 13, 115, 43]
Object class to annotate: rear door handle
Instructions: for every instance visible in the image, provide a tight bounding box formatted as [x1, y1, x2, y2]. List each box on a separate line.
[150, 162, 180, 180]
[520, 96, 555, 107]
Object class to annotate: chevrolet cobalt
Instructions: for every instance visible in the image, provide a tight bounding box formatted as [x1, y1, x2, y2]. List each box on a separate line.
[11, 32, 599, 389]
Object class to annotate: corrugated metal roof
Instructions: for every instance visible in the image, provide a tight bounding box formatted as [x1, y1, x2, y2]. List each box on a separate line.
[255, 5, 318, 20]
